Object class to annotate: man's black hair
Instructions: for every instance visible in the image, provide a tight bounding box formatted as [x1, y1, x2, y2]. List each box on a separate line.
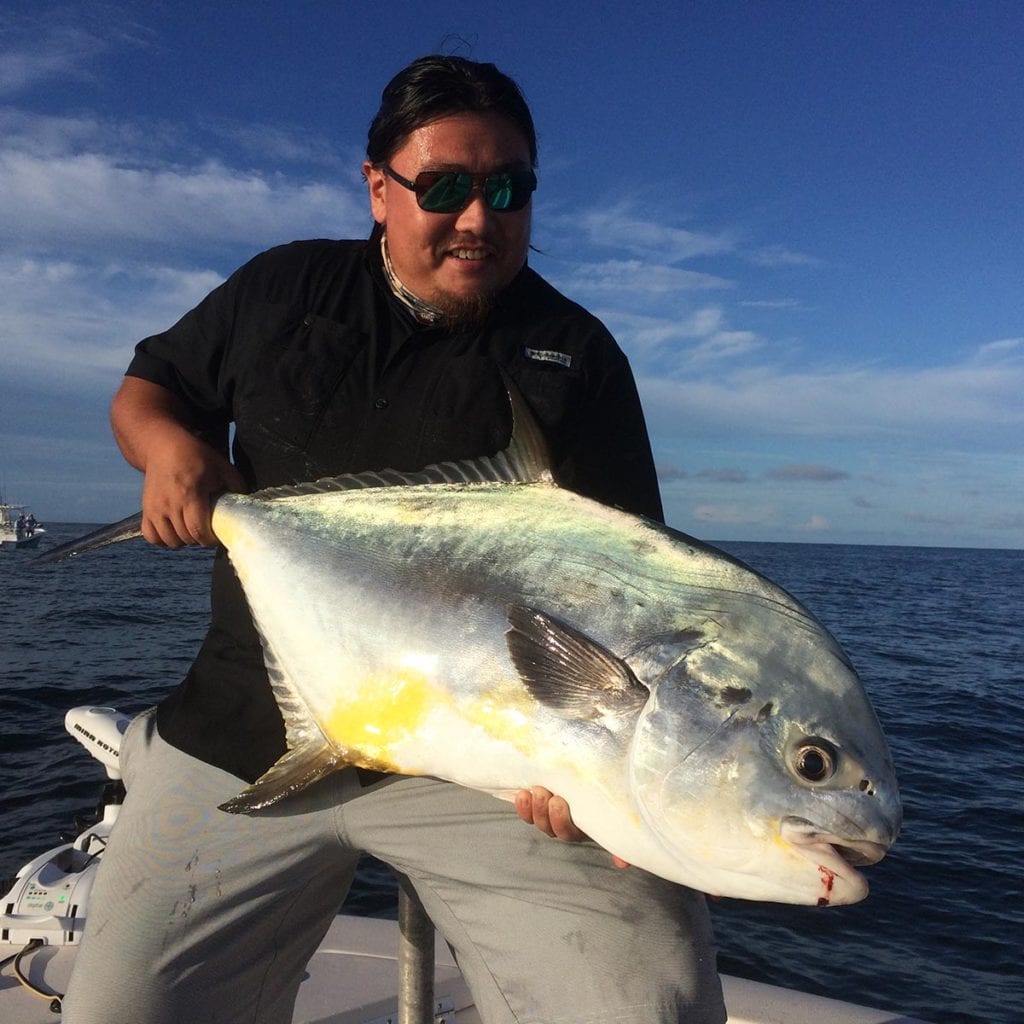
[367, 55, 537, 166]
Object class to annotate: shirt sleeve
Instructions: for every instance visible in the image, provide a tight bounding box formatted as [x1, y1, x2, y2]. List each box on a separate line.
[126, 270, 239, 417]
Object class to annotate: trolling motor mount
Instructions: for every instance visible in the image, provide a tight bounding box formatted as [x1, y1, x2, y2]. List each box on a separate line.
[1, 707, 132, 949]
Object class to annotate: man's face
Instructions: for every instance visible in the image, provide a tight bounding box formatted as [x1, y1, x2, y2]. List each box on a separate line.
[364, 111, 533, 314]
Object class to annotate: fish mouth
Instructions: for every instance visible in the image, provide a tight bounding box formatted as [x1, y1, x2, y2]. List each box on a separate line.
[781, 816, 889, 875]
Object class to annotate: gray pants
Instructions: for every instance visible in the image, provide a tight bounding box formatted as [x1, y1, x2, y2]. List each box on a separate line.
[62, 711, 726, 1024]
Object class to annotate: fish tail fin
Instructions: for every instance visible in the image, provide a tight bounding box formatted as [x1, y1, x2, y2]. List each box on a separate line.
[218, 740, 344, 814]
[32, 511, 144, 566]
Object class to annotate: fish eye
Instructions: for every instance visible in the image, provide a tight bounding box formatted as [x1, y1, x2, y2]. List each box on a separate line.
[792, 739, 837, 783]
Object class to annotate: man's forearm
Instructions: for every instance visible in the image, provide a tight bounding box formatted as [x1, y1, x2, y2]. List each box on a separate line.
[110, 376, 200, 472]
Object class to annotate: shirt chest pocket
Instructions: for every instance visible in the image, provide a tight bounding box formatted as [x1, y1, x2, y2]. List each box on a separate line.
[232, 308, 366, 453]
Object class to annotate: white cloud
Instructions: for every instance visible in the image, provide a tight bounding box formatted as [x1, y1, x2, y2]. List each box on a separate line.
[638, 343, 1024, 452]
[738, 298, 808, 310]
[551, 258, 732, 296]
[569, 205, 736, 263]
[0, 25, 106, 94]
[802, 514, 830, 531]
[209, 118, 353, 170]
[975, 337, 1023, 360]
[749, 244, 823, 268]
[0, 149, 367, 251]
[692, 503, 776, 526]
[587, 306, 763, 370]
[0, 256, 225, 386]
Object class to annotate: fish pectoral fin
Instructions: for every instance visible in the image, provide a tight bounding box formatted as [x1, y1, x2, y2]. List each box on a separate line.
[505, 605, 649, 720]
[218, 741, 344, 815]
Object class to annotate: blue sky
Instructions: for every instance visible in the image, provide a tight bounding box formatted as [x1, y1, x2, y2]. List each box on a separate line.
[2, 1, 1021, 548]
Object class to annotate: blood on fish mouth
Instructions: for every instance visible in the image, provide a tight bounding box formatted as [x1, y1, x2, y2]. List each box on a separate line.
[780, 816, 889, 881]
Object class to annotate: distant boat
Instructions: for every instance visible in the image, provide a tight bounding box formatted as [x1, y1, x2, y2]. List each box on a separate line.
[0, 500, 44, 551]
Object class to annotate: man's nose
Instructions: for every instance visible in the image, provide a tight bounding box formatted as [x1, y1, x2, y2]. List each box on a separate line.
[453, 191, 492, 233]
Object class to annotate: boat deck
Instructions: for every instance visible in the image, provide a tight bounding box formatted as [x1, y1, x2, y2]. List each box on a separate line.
[2, 914, 928, 1024]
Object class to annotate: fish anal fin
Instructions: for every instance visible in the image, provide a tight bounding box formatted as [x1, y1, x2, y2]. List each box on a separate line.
[219, 740, 346, 814]
[505, 605, 649, 721]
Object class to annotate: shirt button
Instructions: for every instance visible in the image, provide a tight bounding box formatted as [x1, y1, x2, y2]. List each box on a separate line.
[374, 397, 389, 410]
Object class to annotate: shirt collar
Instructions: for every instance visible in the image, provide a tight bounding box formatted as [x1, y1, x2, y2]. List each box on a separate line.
[379, 231, 447, 326]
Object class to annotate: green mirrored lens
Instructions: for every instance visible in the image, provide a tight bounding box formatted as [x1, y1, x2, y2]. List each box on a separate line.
[419, 173, 472, 212]
[484, 174, 514, 211]
[411, 169, 535, 212]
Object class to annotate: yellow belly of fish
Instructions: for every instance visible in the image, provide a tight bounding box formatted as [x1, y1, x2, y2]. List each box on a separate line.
[320, 669, 543, 776]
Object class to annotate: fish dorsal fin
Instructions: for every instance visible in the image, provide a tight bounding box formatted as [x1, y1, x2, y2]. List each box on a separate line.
[506, 605, 650, 721]
[251, 375, 553, 502]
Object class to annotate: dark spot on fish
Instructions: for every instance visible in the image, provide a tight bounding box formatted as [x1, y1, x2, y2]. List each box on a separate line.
[756, 702, 774, 722]
[719, 686, 752, 706]
[630, 536, 659, 556]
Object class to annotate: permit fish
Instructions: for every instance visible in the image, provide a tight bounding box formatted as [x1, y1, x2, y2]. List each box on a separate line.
[39, 386, 901, 906]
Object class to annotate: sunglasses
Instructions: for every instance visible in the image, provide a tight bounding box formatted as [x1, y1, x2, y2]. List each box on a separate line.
[382, 164, 537, 213]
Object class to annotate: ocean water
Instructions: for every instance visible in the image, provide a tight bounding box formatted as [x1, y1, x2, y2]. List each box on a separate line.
[1, 526, 1021, 1024]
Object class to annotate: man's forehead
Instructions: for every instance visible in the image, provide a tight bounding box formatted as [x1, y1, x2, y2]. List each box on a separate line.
[413, 159, 533, 173]
[396, 112, 532, 165]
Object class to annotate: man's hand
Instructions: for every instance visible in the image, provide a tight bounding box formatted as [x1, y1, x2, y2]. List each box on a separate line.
[111, 376, 245, 548]
[515, 787, 630, 868]
[139, 430, 244, 547]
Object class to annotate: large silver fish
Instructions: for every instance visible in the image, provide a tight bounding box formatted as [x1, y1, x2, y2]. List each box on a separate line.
[41, 387, 900, 906]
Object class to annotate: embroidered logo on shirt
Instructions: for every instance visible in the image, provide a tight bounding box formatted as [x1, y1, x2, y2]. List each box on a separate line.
[524, 347, 573, 369]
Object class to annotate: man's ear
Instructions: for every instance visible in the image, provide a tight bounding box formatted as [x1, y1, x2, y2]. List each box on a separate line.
[363, 161, 387, 224]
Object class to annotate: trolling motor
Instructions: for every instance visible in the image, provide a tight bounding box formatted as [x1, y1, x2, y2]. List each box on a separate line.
[0, 708, 131, 1011]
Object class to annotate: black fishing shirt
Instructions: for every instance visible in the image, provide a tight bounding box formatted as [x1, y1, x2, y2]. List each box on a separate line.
[127, 227, 664, 781]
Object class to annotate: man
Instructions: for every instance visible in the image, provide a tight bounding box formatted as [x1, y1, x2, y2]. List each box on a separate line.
[63, 56, 726, 1024]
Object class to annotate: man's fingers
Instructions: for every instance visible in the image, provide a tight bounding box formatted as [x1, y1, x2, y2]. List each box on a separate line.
[182, 498, 218, 546]
[529, 786, 554, 836]
[142, 514, 185, 548]
[514, 789, 535, 825]
[517, 788, 584, 842]
[545, 795, 585, 842]
[516, 787, 632, 869]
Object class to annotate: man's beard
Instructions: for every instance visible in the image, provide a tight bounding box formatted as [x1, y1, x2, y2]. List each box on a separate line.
[432, 288, 496, 331]
[379, 230, 498, 330]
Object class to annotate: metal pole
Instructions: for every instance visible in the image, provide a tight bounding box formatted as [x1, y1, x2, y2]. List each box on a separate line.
[398, 879, 435, 1024]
